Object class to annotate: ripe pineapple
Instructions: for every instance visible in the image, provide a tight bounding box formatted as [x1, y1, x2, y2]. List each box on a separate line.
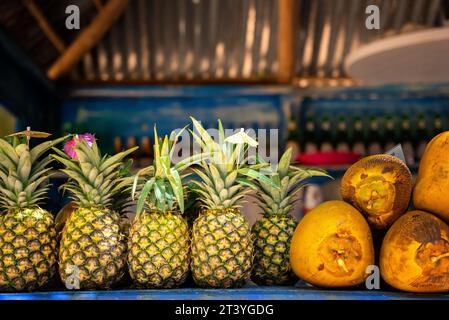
[251, 148, 330, 285]
[128, 128, 195, 288]
[52, 134, 137, 290]
[0, 131, 67, 291]
[189, 117, 275, 288]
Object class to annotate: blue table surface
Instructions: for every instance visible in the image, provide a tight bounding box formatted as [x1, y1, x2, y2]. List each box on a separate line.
[1, 285, 448, 300]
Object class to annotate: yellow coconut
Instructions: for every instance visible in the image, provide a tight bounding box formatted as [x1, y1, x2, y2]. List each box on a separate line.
[380, 210, 449, 293]
[290, 200, 374, 288]
[341, 154, 412, 229]
[414, 131, 449, 222]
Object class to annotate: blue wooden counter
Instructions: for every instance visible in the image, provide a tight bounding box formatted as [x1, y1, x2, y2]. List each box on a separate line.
[0, 286, 448, 300]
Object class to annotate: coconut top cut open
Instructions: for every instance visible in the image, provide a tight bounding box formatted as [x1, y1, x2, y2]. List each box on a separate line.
[340, 154, 412, 229]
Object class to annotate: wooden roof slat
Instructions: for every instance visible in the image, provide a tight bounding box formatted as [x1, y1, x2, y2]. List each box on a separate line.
[47, 0, 129, 80]
[23, 0, 66, 53]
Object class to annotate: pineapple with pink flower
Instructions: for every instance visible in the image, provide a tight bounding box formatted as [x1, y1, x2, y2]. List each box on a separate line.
[52, 133, 137, 289]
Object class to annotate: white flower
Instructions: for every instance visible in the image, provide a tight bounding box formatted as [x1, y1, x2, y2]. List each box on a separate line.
[224, 128, 258, 147]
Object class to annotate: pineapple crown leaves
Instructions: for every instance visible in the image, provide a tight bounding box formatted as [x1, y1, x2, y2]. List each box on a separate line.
[52, 136, 138, 209]
[132, 126, 198, 217]
[0, 133, 69, 210]
[110, 158, 136, 215]
[252, 147, 332, 216]
[189, 117, 279, 210]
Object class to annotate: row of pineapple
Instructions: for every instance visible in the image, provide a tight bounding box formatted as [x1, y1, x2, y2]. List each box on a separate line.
[0, 117, 328, 292]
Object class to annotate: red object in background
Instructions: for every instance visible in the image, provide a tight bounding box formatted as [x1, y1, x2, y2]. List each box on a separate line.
[303, 184, 324, 215]
[296, 152, 361, 166]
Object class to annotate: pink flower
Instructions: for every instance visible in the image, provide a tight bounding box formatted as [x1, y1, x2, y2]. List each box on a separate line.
[77, 133, 95, 147]
[63, 139, 77, 159]
[63, 133, 95, 159]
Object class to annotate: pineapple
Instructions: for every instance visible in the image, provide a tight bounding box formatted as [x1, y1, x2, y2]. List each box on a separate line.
[251, 148, 330, 285]
[52, 134, 137, 290]
[189, 117, 275, 288]
[128, 127, 198, 288]
[0, 131, 67, 291]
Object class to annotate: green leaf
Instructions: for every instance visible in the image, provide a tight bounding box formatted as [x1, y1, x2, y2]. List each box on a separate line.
[224, 170, 237, 188]
[103, 162, 124, 178]
[190, 117, 217, 148]
[131, 175, 140, 201]
[0, 152, 16, 171]
[208, 163, 223, 184]
[136, 179, 154, 217]
[238, 168, 280, 189]
[278, 148, 292, 177]
[17, 151, 31, 182]
[76, 139, 100, 166]
[30, 156, 53, 177]
[28, 167, 52, 184]
[272, 173, 281, 189]
[153, 179, 166, 211]
[189, 128, 207, 150]
[255, 153, 268, 165]
[169, 126, 188, 159]
[161, 135, 170, 158]
[51, 153, 83, 175]
[291, 166, 333, 180]
[98, 146, 138, 172]
[51, 146, 70, 159]
[0, 139, 19, 163]
[30, 135, 70, 163]
[230, 142, 243, 169]
[174, 152, 212, 171]
[191, 168, 212, 186]
[130, 166, 154, 200]
[119, 159, 133, 176]
[168, 168, 184, 213]
[218, 119, 225, 145]
[153, 126, 160, 161]
[236, 177, 258, 190]
[91, 139, 101, 161]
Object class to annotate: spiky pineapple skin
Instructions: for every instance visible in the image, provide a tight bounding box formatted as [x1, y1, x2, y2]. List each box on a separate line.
[128, 211, 189, 288]
[59, 207, 126, 290]
[251, 215, 298, 285]
[191, 209, 253, 288]
[0, 207, 57, 292]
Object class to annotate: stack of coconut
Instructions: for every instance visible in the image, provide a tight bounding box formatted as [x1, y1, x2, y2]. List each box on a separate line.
[290, 132, 449, 293]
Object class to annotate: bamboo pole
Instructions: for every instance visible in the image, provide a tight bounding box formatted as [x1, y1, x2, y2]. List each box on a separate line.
[24, 0, 66, 53]
[277, 0, 295, 83]
[47, 0, 129, 80]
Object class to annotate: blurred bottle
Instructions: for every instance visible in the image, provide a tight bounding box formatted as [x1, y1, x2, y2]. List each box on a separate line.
[319, 115, 333, 153]
[368, 115, 382, 155]
[434, 113, 443, 136]
[304, 114, 318, 154]
[384, 115, 397, 152]
[287, 115, 301, 159]
[352, 115, 366, 156]
[140, 136, 152, 167]
[335, 115, 350, 152]
[401, 114, 415, 166]
[127, 136, 137, 149]
[114, 136, 123, 154]
[378, 115, 387, 150]
[346, 115, 355, 150]
[416, 113, 430, 161]
[126, 136, 139, 165]
[440, 111, 449, 132]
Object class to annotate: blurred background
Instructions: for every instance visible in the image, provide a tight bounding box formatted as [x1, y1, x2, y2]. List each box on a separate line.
[1, 0, 449, 221]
